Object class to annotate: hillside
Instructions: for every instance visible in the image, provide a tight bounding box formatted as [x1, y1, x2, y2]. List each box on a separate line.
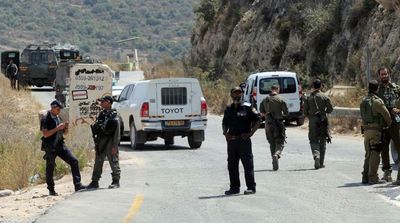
[0, 0, 199, 61]
[190, 0, 400, 86]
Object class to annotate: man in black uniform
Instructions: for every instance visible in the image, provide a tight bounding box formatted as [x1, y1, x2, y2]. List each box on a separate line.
[87, 96, 121, 189]
[222, 87, 260, 195]
[40, 100, 85, 196]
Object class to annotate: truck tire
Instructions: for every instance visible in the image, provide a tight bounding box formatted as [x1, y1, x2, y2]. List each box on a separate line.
[164, 137, 174, 146]
[130, 122, 143, 150]
[188, 131, 203, 149]
[296, 117, 305, 126]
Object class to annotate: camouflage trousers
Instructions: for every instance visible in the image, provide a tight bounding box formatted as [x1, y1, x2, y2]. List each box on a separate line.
[362, 129, 382, 182]
[265, 127, 285, 158]
[92, 139, 121, 182]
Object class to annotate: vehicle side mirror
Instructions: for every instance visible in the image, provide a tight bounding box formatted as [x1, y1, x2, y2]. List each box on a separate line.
[112, 95, 118, 102]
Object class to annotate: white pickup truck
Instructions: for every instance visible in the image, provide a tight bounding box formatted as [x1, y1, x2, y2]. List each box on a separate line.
[113, 78, 208, 149]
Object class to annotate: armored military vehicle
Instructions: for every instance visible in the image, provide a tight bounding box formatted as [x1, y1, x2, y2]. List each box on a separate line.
[18, 43, 58, 87]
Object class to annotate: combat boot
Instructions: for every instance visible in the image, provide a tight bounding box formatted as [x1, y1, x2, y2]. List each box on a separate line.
[314, 156, 320, 170]
[272, 155, 279, 171]
[393, 170, 400, 185]
[381, 170, 392, 182]
[108, 180, 120, 189]
[86, 181, 99, 190]
[320, 148, 326, 168]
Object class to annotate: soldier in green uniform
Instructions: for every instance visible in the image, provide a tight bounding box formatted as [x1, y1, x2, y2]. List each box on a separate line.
[304, 79, 333, 169]
[360, 80, 392, 184]
[259, 84, 288, 171]
[376, 67, 400, 183]
[87, 96, 121, 189]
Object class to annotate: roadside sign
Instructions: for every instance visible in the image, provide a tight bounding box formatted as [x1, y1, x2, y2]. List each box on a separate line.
[68, 63, 113, 126]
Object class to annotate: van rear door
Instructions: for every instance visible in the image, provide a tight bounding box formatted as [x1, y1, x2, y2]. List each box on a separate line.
[156, 82, 192, 122]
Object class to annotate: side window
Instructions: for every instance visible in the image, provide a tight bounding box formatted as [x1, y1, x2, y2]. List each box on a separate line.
[259, 78, 279, 94]
[126, 84, 135, 100]
[118, 85, 131, 101]
[282, 78, 296, 93]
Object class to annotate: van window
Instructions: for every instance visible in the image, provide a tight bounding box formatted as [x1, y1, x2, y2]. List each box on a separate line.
[259, 78, 279, 94]
[259, 77, 297, 94]
[282, 77, 296, 93]
[161, 87, 187, 105]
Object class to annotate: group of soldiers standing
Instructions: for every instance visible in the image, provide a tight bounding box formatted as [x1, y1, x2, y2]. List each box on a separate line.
[361, 67, 400, 185]
[222, 69, 400, 195]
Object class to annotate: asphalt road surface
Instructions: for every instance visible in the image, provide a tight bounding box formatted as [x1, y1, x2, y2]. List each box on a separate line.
[31, 91, 400, 223]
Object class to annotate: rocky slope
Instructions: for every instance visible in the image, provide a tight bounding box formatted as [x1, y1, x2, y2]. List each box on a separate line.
[190, 0, 400, 85]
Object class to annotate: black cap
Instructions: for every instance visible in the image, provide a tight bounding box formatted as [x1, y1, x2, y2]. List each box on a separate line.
[98, 95, 113, 104]
[369, 80, 379, 93]
[50, 100, 64, 109]
[231, 86, 243, 94]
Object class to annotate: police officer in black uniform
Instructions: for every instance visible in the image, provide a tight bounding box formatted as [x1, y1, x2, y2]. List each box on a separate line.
[40, 100, 85, 196]
[222, 87, 260, 195]
[87, 96, 121, 189]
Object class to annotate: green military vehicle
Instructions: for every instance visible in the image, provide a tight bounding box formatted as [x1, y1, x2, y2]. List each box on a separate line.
[18, 43, 58, 87]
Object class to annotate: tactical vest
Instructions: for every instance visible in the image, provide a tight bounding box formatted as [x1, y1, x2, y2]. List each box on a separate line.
[360, 96, 381, 125]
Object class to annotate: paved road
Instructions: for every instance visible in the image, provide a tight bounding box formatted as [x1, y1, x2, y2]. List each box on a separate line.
[29, 115, 400, 222]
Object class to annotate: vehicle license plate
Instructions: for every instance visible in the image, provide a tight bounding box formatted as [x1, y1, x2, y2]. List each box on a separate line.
[165, 120, 185, 126]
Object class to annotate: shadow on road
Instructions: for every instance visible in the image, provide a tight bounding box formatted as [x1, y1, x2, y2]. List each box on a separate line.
[287, 168, 315, 172]
[337, 182, 367, 188]
[119, 143, 190, 152]
[198, 194, 243, 200]
[254, 169, 275, 172]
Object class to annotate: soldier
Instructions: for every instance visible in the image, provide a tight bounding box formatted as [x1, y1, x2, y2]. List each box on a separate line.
[6, 60, 18, 89]
[360, 81, 392, 184]
[376, 67, 400, 183]
[259, 84, 288, 171]
[304, 79, 333, 169]
[40, 100, 85, 196]
[87, 96, 121, 189]
[222, 87, 260, 195]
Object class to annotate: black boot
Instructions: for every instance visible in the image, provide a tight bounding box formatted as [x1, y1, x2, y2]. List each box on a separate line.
[86, 181, 99, 190]
[75, 183, 86, 192]
[108, 180, 120, 189]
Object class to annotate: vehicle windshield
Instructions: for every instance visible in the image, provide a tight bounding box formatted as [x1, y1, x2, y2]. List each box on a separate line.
[21, 50, 56, 64]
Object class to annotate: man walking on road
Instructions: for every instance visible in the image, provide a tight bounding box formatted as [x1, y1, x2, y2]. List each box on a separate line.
[360, 80, 392, 184]
[222, 87, 260, 195]
[304, 79, 333, 169]
[40, 100, 86, 196]
[377, 67, 400, 183]
[87, 96, 121, 189]
[259, 84, 288, 171]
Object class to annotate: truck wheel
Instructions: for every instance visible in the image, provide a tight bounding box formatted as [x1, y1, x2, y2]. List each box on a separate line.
[130, 122, 143, 150]
[188, 135, 202, 149]
[296, 117, 305, 126]
[164, 137, 174, 146]
[390, 140, 399, 164]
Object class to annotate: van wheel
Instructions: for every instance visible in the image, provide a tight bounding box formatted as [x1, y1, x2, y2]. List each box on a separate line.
[296, 117, 305, 126]
[130, 122, 143, 150]
[188, 135, 202, 149]
[164, 137, 174, 146]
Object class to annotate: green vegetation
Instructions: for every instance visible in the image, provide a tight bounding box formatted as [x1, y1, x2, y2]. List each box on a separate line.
[0, 0, 199, 61]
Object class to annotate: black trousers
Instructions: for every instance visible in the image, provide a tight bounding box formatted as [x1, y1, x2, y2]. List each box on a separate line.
[227, 138, 256, 190]
[46, 144, 81, 191]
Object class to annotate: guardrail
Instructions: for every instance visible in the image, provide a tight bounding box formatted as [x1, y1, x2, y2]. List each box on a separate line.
[330, 107, 360, 119]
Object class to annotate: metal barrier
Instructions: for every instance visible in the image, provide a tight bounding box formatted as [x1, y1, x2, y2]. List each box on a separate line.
[329, 107, 360, 119]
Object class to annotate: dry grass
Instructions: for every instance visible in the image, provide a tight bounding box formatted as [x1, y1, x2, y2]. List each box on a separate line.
[330, 87, 365, 108]
[0, 74, 92, 190]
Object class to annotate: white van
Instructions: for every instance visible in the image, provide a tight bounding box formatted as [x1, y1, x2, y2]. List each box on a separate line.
[113, 78, 208, 149]
[243, 71, 304, 125]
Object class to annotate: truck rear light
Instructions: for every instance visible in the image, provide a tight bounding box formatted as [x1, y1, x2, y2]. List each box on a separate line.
[201, 98, 207, 116]
[140, 102, 149, 118]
